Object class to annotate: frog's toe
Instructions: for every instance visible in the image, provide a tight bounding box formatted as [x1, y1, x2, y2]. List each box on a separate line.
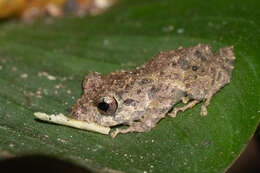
[200, 105, 208, 116]
[110, 129, 120, 138]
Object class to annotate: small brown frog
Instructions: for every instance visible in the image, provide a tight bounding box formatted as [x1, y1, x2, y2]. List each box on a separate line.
[71, 44, 235, 137]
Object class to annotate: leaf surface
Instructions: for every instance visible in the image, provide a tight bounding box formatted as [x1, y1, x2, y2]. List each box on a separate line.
[0, 0, 259, 172]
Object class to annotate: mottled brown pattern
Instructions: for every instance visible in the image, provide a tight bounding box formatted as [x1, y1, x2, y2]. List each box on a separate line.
[71, 44, 235, 137]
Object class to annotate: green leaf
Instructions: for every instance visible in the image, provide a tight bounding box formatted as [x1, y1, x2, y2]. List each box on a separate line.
[0, 0, 259, 172]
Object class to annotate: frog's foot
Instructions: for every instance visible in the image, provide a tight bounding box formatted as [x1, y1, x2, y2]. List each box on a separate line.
[168, 100, 200, 117]
[110, 122, 151, 138]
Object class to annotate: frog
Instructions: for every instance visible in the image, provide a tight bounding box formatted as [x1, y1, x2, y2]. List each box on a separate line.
[70, 44, 235, 138]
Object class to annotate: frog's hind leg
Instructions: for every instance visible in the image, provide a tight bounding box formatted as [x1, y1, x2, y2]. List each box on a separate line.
[200, 91, 215, 116]
[168, 100, 200, 118]
[168, 92, 215, 117]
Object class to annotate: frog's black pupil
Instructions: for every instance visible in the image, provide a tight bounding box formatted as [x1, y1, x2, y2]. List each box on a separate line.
[98, 102, 109, 112]
[192, 65, 198, 71]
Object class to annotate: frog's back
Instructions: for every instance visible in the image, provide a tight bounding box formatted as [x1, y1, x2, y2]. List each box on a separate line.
[132, 44, 235, 100]
[147, 44, 235, 100]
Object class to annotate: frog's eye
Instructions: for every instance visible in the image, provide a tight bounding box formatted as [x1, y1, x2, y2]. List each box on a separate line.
[96, 96, 118, 116]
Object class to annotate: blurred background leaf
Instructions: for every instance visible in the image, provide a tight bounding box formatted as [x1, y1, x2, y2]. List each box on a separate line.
[0, 0, 259, 172]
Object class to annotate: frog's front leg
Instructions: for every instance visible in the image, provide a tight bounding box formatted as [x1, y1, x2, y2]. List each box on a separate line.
[110, 121, 155, 138]
[200, 91, 214, 116]
[110, 98, 173, 138]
